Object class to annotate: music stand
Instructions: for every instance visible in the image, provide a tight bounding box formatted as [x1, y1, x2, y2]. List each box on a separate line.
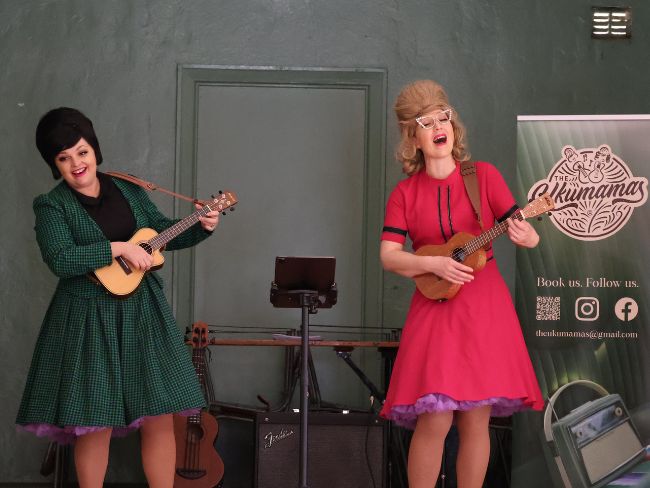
[270, 256, 337, 488]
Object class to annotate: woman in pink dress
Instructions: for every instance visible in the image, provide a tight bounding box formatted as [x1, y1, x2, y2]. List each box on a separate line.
[380, 80, 543, 488]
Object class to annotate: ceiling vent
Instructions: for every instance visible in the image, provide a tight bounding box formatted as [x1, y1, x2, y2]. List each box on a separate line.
[592, 6, 632, 39]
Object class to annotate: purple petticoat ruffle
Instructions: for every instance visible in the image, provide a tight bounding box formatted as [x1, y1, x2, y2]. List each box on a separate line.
[17, 408, 200, 445]
[386, 393, 526, 430]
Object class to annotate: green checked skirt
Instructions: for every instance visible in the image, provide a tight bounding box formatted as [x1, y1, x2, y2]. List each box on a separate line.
[16, 273, 206, 443]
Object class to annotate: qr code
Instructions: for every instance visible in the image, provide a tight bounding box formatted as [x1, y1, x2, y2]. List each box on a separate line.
[536, 296, 561, 321]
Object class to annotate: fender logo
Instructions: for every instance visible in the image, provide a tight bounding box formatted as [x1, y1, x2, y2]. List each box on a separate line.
[263, 428, 295, 449]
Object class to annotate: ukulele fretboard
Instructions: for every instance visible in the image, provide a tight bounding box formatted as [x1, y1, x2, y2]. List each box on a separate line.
[463, 211, 523, 255]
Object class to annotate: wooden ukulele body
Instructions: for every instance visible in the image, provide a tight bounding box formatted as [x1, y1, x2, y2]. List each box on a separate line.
[173, 410, 224, 488]
[93, 227, 164, 296]
[412, 193, 555, 301]
[91, 190, 238, 297]
[413, 231, 486, 301]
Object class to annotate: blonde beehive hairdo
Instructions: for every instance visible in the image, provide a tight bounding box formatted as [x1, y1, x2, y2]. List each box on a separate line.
[394, 80, 470, 175]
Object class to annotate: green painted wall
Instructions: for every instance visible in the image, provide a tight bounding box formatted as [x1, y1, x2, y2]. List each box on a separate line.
[1, 0, 648, 482]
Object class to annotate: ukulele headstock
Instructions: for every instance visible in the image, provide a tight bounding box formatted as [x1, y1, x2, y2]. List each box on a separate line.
[521, 193, 555, 219]
[205, 191, 238, 216]
[190, 321, 209, 350]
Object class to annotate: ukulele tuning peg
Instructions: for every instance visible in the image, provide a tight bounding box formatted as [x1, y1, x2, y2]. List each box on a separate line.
[537, 216, 543, 221]
[222, 212, 226, 216]
[211, 194, 216, 199]
[218, 190, 223, 194]
[230, 207, 235, 212]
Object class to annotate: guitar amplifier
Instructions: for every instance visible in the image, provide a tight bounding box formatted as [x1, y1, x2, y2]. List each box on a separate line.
[544, 380, 650, 488]
[254, 411, 386, 488]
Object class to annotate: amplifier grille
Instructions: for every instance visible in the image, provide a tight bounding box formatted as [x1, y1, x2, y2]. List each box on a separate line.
[255, 412, 386, 488]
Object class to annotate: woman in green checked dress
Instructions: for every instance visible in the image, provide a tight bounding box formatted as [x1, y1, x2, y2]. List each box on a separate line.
[16, 107, 220, 488]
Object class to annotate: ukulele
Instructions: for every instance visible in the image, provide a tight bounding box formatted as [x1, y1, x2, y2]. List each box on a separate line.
[413, 193, 554, 301]
[173, 321, 224, 488]
[92, 191, 237, 296]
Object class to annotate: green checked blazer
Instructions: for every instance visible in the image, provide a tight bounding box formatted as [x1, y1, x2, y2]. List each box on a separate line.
[17, 175, 209, 432]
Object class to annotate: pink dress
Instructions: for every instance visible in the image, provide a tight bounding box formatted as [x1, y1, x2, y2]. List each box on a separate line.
[380, 162, 543, 429]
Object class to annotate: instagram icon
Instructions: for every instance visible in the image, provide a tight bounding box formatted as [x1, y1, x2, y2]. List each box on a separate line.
[575, 297, 599, 321]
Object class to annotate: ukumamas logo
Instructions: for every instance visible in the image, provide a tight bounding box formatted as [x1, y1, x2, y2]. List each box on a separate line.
[528, 144, 648, 240]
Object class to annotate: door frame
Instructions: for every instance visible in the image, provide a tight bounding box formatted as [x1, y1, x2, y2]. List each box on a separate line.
[172, 65, 387, 330]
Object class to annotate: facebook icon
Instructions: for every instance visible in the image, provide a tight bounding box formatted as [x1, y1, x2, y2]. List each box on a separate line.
[614, 297, 638, 322]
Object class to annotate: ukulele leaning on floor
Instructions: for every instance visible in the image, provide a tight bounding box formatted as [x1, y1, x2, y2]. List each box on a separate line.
[173, 321, 224, 488]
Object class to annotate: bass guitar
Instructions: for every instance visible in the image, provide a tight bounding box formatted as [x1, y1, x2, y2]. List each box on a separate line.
[173, 321, 224, 488]
[92, 191, 237, 296]
[413, 193, 554, 301]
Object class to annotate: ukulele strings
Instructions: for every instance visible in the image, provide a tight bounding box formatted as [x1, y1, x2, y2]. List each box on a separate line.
[201, 348, 217, 405]
[184, 421, 200, 470]
[181, 346, 212, 471]
[448, 211, 523, 262]
[187, 348, 203, 470]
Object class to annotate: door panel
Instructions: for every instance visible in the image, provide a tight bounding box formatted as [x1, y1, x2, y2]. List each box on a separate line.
[174, 67, 385, 408]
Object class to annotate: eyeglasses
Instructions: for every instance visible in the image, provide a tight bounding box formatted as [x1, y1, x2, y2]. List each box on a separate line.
[415, 109, 453, 129]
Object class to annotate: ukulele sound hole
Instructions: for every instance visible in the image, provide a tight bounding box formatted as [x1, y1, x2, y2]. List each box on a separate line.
[451, 247, 467, 263]
[186, 424, 205, 443]
[139, 242, 153, 255]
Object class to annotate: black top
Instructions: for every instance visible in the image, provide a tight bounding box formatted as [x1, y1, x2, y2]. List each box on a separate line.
[72, 172, 137, 241]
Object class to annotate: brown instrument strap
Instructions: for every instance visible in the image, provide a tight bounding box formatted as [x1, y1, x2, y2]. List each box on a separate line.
[459, 161, 484, 231]
[106, 171, 208, 206]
